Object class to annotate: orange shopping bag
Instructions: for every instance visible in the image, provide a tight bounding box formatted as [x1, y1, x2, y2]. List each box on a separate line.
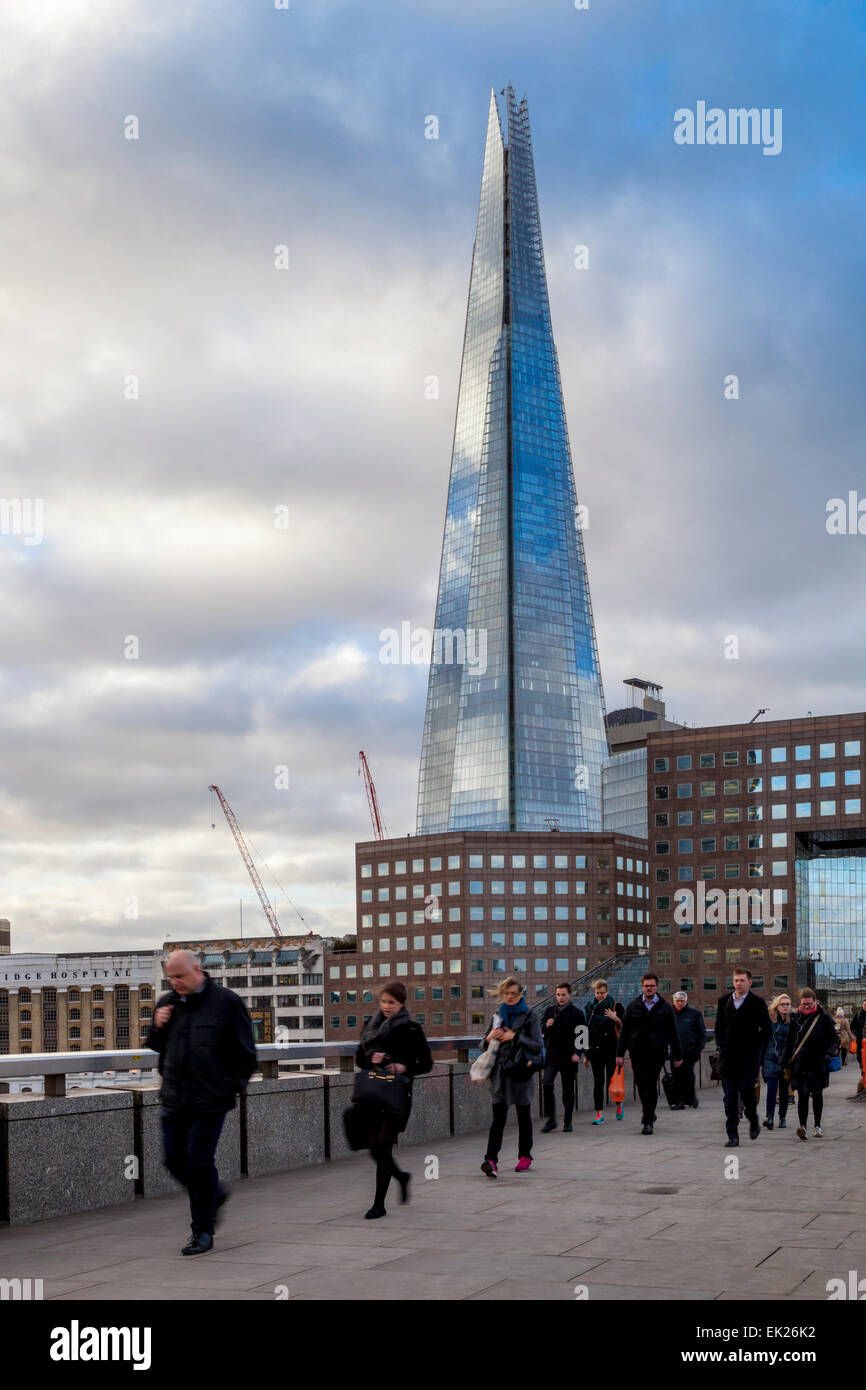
[609, 1066, 626, 1104]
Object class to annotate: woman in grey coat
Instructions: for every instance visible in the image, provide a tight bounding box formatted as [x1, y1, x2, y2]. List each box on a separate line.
[480, 977, 544, 1177]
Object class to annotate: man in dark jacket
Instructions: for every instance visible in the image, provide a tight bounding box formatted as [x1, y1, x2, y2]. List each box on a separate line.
[615, 972, 682, 1134]
[147, 950, 257, 1255]
[715, 965, 771, 1147]
[670, 991, 707, 1109]
[540, 983, 585, 1132]
[851, 999, 866, 1071]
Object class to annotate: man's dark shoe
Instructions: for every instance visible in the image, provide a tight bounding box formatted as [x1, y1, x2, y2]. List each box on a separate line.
[181, 1232, 214, 1256]
[364, 1205, 387, 1219]
[641, 1123, 653, 1135]
[562, 1122, 573, 1132]
[763, 1118, 774, 1131]
[541, 1118, 557, 1133]
[671, 1103, 685, 1111]
[691, 1098, 699, 1108]
[725, 1137, 739, 1147]
[749, 1118, 761, 1140]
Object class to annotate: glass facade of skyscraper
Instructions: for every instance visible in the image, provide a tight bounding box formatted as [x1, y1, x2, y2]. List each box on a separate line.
[796, 843, 866, 1010]
[417, 88, 608, 835]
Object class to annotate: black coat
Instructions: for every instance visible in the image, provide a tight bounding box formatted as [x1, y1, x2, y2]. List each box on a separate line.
[147, 974, 257, 1114]
[783, 1007, 838, 1092]
[584, 996, 625, 1056]
[673, 1005, 707, 1060]
[355, 1017, 433, 1137]
[540, 1001, 586, 1060]
[714, 991, 771, 1079]
[851, 1009, 866, 1051]
[617, 995, 682, 1063]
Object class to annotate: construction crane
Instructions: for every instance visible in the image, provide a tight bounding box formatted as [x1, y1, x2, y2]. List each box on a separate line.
[209, 784, 283, 938]
[359, 750, 388, 840]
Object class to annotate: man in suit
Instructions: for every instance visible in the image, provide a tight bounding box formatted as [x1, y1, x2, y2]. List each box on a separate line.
[714, 965, 771, 1147]
[615, 972, 682, 1135]
[540, 982, 586, 1133]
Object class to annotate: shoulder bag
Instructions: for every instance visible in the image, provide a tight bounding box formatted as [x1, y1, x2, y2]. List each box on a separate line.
[502, 1013, 540, 1084]
[783, 1013, 820, 1085]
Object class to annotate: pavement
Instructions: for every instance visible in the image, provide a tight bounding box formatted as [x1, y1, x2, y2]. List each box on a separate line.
[3, 1072, 865, 1301]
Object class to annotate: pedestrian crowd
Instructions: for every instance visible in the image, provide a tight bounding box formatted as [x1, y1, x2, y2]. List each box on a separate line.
[145, 950, 865, 1250]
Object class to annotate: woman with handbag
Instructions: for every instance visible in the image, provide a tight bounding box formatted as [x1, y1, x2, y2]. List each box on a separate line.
[583, 979, 625, 1123]
[353, 981, 432, 1219]
[834, 1009, 853, 1066]
[761, 993, 792, 1130]
[479, 976, 543, 1177]
[782, 988, 838, 1140]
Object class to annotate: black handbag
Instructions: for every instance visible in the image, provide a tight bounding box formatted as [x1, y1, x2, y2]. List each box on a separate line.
[352, 1067, 411, 1113]
[502, 1016, 540, 1084]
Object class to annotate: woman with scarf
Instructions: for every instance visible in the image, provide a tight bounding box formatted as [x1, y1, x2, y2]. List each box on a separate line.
[354, 981, 432, 1219]
[783, 987, 838, 1140]
[761, 993, 792, 1130]
[480, 976, 544, 1177]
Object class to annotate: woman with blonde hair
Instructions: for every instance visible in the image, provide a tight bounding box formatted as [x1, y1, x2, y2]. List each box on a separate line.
[479, 976, 543, 1177]
[834, 1008, 853, 1066]
[761, 993, 792, 1130]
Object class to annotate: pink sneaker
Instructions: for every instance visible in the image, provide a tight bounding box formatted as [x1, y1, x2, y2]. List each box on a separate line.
[514, 1156, 533, 1172]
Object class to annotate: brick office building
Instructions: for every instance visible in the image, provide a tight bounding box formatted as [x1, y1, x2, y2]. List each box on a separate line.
[325, 830, 650, 1041]
[646, 712, 866, 1022]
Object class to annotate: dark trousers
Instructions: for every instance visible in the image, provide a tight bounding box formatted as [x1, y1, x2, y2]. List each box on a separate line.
[632, 1055, 665, 1124]
[671, 1056, 697, 1106]
[722, 1070, 758, 1138]
[589, 1051, 617, 1110]
[486, 1101, 532, 1160]
[370, 1139, 406, 1207]
[161, 1108, 226, 1235]
[795, 1081, 824, 1128]
[764, 1075, 789, 1120]
[542, 1056, 576, 1121]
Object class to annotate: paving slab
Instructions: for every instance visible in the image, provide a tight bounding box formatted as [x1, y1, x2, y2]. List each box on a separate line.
[3, 1082, 862, 1301]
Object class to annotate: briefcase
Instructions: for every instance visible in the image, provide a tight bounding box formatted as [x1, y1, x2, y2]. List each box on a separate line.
[661, 1064, 677, 1107]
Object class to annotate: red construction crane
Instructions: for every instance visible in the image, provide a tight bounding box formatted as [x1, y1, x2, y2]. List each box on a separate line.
[209, 784, 283, 938]
[358, 750, 388, 841]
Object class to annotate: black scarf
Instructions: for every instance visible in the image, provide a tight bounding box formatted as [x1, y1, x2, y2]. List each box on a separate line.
[360, 1005, 411, 1047]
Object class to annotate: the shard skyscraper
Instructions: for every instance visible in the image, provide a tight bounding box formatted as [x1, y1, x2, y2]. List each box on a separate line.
[416, 87, 608, 834]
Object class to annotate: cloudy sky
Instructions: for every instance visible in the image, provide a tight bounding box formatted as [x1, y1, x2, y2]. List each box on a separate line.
[1, 0, 863, 954]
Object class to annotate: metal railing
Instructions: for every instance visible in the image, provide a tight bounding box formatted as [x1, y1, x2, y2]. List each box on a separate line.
[0, 1039, 480, 1098]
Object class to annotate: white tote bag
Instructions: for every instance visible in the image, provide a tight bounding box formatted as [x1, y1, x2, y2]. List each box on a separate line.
[469, 1014, 501, 1083]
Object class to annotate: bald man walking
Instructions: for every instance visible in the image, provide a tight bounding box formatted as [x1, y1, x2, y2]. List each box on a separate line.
[147, 951, 256, 1255]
